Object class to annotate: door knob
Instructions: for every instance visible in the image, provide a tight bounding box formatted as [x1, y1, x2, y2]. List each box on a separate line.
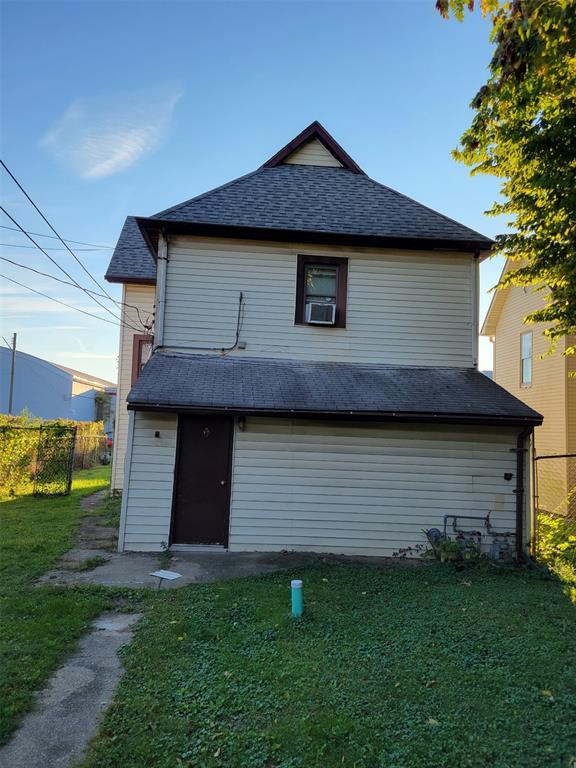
[220, 480, 226, 486]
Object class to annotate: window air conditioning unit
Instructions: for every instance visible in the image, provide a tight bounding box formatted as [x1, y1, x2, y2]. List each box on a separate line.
[306, 302, 336, 325]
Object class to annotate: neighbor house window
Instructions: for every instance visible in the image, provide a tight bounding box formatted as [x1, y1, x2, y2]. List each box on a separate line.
[132, 334, 153, 384]
[295, 255, 348, 328]
[521, 332, 532, 386]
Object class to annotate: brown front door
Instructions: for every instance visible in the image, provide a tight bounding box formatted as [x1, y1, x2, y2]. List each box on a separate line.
[171, 415, 233, 546]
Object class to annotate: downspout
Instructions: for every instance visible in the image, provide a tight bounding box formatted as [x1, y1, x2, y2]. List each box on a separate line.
[472, 250, 480, 368]
[513, 426, 533, 562]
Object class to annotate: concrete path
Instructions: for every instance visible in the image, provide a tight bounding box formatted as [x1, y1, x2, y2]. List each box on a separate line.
[40, 548, 415, 589]
[0, 613, 141, 768]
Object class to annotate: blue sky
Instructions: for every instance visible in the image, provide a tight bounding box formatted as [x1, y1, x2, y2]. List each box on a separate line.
[1, 1, 503, 380]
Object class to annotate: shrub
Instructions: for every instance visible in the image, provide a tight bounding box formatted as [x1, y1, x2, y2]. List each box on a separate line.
[0, 414, 105, 495]
[538, 512, 576, 586]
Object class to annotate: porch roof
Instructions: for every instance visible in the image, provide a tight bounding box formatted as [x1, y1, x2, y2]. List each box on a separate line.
[127, 352, 542, 426]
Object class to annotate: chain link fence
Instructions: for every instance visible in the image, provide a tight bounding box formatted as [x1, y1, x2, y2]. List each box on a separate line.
[74, 433, 111, 470]
[534, 453, 576, 581]
[0, 425, 109, 497]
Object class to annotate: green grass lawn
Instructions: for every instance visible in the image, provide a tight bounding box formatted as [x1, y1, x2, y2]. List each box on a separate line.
[2, 477, 575, 767]
[0, 466, 113, 744]
[78, 563, 576, 768]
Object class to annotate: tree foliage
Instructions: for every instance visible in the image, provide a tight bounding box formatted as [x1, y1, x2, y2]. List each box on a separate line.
[437, 0, 576, 346]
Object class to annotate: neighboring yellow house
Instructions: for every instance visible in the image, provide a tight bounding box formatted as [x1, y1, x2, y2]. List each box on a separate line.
[482, 262, 576, 515]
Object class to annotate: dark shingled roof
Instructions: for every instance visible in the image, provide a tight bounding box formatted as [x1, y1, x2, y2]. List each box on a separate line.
[127, 353, 542, 425]
[105, 163, 493, 283]
[155, 165, 491, 242]
[105, 217, 156, 284]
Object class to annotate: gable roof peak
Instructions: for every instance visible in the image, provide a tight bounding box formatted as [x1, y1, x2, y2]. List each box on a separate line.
[262, 121, 366, 175]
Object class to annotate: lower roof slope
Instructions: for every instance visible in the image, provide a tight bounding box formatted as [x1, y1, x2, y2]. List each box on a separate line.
[128, 352, 542, 426]
[105, 160, 493, 283]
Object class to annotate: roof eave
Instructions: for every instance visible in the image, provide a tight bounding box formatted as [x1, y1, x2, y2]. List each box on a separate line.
[136, 217, 493, 257]
[104, 273, 156, 285]
[127, 401, 542, 427]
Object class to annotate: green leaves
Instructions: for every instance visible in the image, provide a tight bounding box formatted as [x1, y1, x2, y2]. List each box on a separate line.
[440, 0, 576, 346]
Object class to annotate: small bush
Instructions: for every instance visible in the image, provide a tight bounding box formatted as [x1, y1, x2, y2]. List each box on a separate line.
[538, 512, 576, 585]
[0, 414, 105, 496]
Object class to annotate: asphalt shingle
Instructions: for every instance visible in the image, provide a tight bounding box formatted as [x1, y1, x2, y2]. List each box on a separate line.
[104, 216, 156, 283]
[106, 165, 492, 283]
[128, 352, 542, 424]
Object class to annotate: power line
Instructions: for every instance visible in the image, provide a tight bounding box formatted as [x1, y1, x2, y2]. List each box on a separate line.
[0, 224, 113, 249]
[0, 255, 153, 329]
[0, 273, 123, 328]
[0, 206, 142, 333]
[0, 160, 118, 305]
[0, 242, 108, 252]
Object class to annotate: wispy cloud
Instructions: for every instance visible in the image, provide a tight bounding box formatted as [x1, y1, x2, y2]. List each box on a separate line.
[40, 84, 182, 179]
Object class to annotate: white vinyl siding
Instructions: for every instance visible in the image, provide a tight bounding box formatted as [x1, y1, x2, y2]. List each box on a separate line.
[284, 138, 343, 167]
[111, 284, 155, 490]
[121, 411, 177, 551]
[163, 238, 474, 367]
[228, 419, 519, 557]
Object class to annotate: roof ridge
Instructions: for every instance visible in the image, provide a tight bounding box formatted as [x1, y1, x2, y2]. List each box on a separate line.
[362, 174, 492, 244]
[152, 168, 263, 218]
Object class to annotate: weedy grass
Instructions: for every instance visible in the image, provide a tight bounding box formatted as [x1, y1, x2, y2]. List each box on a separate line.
[63, 555, 110, 572]
[0, 466, 114, 744]
[96, 492, 122, 529]
[79, 562, 576, 768]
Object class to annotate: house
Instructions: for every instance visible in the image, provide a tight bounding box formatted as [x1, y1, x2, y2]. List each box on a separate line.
[0, 346, 116, 422]
[482, 263, 576, 515]
[106, 121, 542, 558]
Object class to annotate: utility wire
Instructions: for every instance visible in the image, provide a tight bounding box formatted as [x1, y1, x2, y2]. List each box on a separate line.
[0, 255, 153, 329]
[0, 242, 108, 252]
[0, 273, 123, 328]
[0, 166, 147, 326]
[0, 224, 113, 249]
[0, 206, 142, 333]
[1, 160, 118, 304]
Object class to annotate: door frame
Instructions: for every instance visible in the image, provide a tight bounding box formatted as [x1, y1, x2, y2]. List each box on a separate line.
[169, 413, 235, 548]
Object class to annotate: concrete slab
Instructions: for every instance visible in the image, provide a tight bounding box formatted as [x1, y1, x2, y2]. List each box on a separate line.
[39, 551, 162, 588]
[40, 549, 418, 589]
[0, 612, 141, 768]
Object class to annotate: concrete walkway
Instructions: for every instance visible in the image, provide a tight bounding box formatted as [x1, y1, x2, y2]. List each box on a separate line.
[0, 613, 141, 768]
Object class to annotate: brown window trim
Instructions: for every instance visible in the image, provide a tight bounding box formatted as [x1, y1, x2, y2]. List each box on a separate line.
[295, 254, 348, 328]
[131, 334, 153, 385]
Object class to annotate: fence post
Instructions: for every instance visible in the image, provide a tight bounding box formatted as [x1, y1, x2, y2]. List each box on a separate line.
[66, 427, 77, 495]
[33, 426, 42, 496]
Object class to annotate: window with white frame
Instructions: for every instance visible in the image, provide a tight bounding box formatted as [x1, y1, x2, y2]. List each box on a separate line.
[521, 331, 532, 386]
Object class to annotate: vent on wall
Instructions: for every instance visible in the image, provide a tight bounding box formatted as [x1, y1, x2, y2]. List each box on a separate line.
[305, 302, 336, 325]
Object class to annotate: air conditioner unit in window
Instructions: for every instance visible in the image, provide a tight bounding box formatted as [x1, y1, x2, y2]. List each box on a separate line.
[306, 302, 336, 325]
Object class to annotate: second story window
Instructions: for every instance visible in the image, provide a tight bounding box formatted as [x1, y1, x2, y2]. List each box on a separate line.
[521, 331, 532, 386]
[132, 334, 153, 385]
[295, 255, 348, 328]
